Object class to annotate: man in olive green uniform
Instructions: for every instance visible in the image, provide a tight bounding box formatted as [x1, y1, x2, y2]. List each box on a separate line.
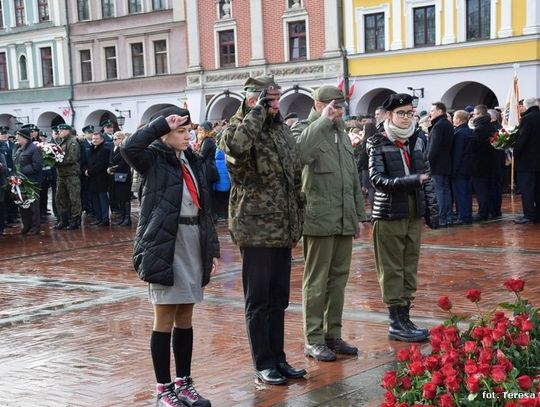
[219, 75, 306, 385]
[54, 124, 82, 230]
[293, 86, 366, 361]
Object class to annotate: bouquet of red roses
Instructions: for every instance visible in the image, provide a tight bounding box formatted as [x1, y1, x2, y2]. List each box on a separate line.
[381, 279, 540, 407]
[490, 127, 518, 150]
[4, 173, 39, 208]
[34, 141, 65, 167]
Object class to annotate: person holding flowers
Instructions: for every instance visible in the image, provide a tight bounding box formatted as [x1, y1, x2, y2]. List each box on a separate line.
[13, 128, 43, 235]
[367, 93, 438, 343]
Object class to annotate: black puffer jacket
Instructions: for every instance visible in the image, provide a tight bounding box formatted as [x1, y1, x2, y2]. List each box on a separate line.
[121, 116, 220, 286]
[367, 131, 438, 227]
[471, 115, 497, 178]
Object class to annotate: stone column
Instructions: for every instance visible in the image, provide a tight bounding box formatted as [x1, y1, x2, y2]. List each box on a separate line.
[391, 0, 403, 50]
[498, 0, 513, 37]
[249, 0, 266, 65]
[25, 42, 35, 88]
[442, 0, 456, 44]
[186, 0, 202, 70]
[524, 0, 540, 35]
[323, 0, 341, 58]
[55, 37, 66, 86]
[8, 44, 19, 90]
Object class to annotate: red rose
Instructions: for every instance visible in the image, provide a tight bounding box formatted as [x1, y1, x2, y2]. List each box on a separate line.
[409, 360, 425, 376]
[514, 332, 530, 347]
[437, 296, 452, 311]
[464, 341, 478, 354]
[465, 289, 481, 303]
[445, 375, 461, 392]
[431, 371, 444, 385]
[438, 393, 455, 407]
[517, 375, 533, 390]
[521, 318, 533, 332]
[384, 390, 396, 404]
[424, 355, 440, 371]
[440, 364, 457, 378]
[397, 403, 409, 407]
[382, 370, 397, 389]
[466, 375, 480, 393]
[493, 311, 507, 323]
[397, 348, 410, 362]
[518, 397, 537, 407]
[504, 402, 518, 407]
[464, 360, 478, 375]
[423, 382, 437, 399]
[471, 326, 484, 340]
[399, 376, 412, 390]
[491, 365, 507, 383]
[503, 278, 525, 292]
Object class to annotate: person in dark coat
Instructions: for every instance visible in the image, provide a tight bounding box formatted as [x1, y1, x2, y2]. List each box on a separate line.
[0, 127, 18, 224]
[427, 101, 454, 226]
[121, 106, 219, 407]
[471, 105, 497, 221]
[368, 93, 439, 343]
[195, 121, 218, 221]
[513, 97, 540, 224]
[107, 131, 132, 226]
[79, 125, 95, 217]
[13, 128, 43, 235]
[0, 150, 7, 235]
[451, 110, 474, 224]
[85, 132, 111, 227]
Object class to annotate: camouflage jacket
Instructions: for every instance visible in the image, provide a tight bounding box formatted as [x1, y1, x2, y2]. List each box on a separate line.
[292, 108, 366, 236]
[218, 102, 304, 248]
[56, 135, 80, 176]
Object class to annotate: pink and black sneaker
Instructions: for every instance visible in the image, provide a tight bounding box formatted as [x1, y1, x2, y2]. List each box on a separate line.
[174, 376, 211, 407]
[156, 382, 184, 407]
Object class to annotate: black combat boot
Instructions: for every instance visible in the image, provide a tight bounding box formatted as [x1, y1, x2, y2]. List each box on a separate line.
[400, 304, 429, 337]
[53, 213, 69, 230]
[67, 215, 81, 230]
[388, 306, 428, 342]
[119, 202, 131, 226]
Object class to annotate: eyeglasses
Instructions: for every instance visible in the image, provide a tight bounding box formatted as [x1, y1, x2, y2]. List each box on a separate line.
[394, 110, 415, 118]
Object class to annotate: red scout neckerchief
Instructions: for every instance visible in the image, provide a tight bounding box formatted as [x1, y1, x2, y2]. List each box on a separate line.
[383, 131, 411, 169]
[181, 162, 201, 209]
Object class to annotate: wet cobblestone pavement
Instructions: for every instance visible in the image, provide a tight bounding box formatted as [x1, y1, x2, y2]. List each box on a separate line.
[1, 194, 539, 406]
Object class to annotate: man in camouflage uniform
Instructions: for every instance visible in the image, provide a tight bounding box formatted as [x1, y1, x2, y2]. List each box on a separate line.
[54, 124, 82, 230]
[293, 86, 366, 361]
[218, 75, 306, 385]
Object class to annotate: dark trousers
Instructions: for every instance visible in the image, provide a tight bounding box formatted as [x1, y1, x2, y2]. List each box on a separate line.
[432, 175, 452, 225]
[214, 190, 229, 219]
[91, 192, 109, 222]
[490, 176, 503, 217]
[20, 198, 40, 233]
[452, 177, 472, 223]
[40, 169, 57, 217]
[0, 199, 5, 232]
[517, 171, 540, 221]
[240, 246, 291, 371]
[472, 177, 492, 219]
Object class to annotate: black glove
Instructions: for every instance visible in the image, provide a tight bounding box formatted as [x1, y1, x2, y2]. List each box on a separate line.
[257, 88, 271, 109]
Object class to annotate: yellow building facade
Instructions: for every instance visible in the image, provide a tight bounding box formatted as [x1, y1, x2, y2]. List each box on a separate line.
[345, 0, 540, 114]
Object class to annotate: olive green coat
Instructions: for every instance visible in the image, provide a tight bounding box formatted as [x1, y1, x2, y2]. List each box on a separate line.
[56, 135, 80, 176]
[292, 108, 366, 236]
[218, 103, 304, 248]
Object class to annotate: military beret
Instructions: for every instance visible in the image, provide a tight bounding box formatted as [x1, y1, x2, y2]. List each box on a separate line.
[0, 125, 9, 133]
[243, 75, 280, 92]
[57, 123, 72, 130]
[82, 125, 95, 133]
[100, 119, 114, 128]
[382, 93, 414, 111]
[150, 106, 191, 125]
[312, 85, 346, 107]
[16, 128, 32, 140]
[51, 125, 59, 132]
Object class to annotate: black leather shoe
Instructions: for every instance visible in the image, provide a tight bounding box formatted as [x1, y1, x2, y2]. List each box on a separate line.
[97, 219, 110, 227]
[514, 217, 533, 225]
[304, 344, 336, 361]
[277, 362, 306, 378]
[254, 368, 287, 385]
[326, 338, 358, 355]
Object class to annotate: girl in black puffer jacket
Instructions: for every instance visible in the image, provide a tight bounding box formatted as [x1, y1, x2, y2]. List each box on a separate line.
[121, 107, 219, 407]
[367, 94, 438, 344]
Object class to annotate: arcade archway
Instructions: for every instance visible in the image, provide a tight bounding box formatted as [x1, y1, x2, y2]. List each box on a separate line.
[441, 81, 499, 110]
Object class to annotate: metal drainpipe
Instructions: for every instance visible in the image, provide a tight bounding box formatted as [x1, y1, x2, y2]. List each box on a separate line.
[64, 0, 75, 127]
[337, 0, 350, 116]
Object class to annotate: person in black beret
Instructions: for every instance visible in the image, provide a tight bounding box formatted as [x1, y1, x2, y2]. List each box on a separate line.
[121, 106, 219, 407]
[367, 93, 438, 343]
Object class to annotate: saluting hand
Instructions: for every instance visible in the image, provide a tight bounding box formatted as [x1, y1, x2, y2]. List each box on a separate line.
[165, 115, 190, 130]
[321, 100, 340, 122]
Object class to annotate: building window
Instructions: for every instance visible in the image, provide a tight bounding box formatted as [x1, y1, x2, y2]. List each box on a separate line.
[78, 0, 89, 20]
[38, 0, 49, 22]
[128, 0, 142, 14]
[19, 55, 27, 81]
[15, 0, 25, 26]
[80, 50, 92, 82]
[364, 13, 384, 53]
[288, 21, 307, 60]
[288, 0, 301, 8]
[41, 47, 53, 87]
[0, 53, 7, 90]
[153, 0, 166, 10]
[102, 0, 114, 18]
[467, 0, 490, 40]
[413, 6, 435, 47]
[131, 43, 145, 77]
[154, 40, 167, 74]
[104, 46, 117, 79]
[218, 30, 235, 68]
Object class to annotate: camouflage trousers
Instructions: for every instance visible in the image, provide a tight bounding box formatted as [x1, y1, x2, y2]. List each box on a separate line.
[56, 174, 81, 218]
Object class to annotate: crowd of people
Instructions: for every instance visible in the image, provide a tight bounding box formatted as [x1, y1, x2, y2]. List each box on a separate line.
[1, 78, 538, 407]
